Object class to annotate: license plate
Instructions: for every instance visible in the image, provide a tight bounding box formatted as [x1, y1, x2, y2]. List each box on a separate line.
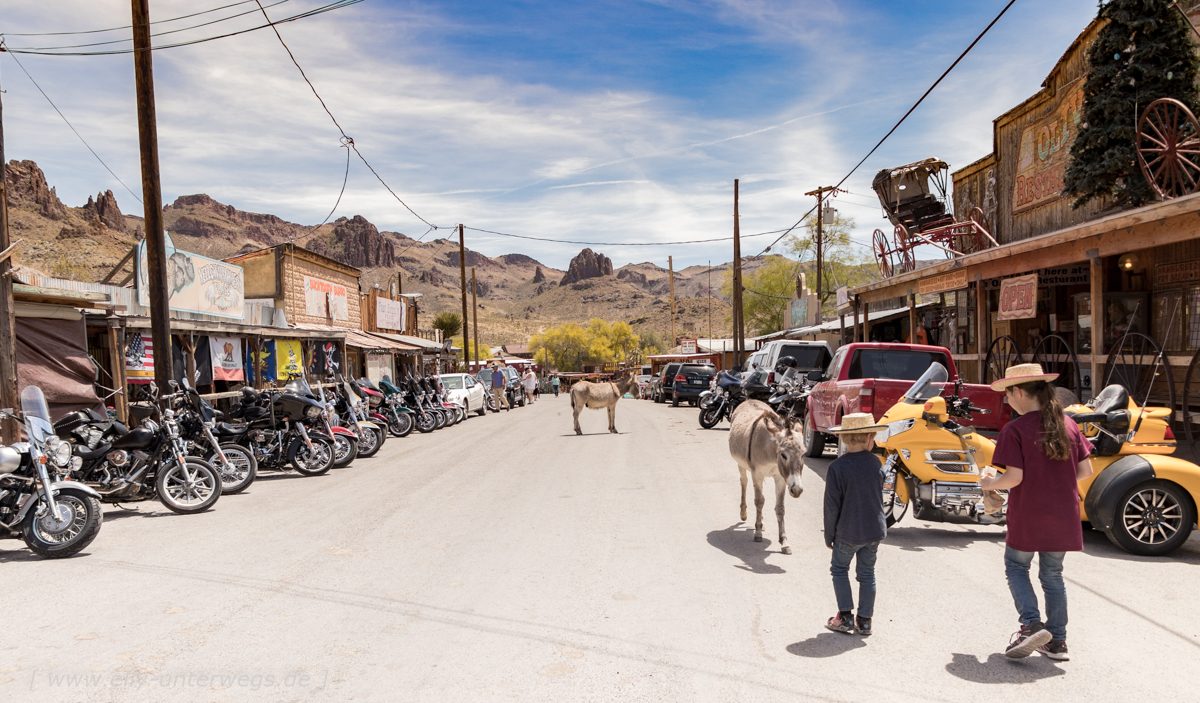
[692, 380, 706, 385]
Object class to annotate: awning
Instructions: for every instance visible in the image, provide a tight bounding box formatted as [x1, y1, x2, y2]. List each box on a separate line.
[344, 330, 417, 353]
[754, 303, 937, 341]
[371, 331, 445, 352]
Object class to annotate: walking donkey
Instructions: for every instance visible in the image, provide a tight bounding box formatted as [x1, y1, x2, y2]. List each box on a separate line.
[570, 372, 637, 435]
[728, 400, 807, 554]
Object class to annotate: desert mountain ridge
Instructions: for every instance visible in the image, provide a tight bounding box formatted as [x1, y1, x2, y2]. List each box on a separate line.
[2, 159, 797, 346]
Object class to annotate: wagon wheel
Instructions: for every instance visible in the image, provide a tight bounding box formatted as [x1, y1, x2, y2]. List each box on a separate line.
[1032, 334, 1082, 404]
[1104, 332, 1176, 416]
[964, 206, 998, 254]
[873, 228, 894, 278]
[1182, 348, 1200, 445]
[984, 335, 1024, 385]
[1136, 97, 1200, 200]
[894, 224, 916, 273]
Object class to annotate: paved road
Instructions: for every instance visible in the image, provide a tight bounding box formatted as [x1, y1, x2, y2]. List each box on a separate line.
[2, 395, 1197, 702]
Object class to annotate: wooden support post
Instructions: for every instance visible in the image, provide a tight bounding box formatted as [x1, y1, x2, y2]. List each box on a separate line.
[975, 279, 988, 384]
[458, 224, 469, 371]
[131, 0, 174, 395]
[1089, 255, 1104, 400]
[178, 333, 197, 386]
[0, 81, 16, 441]
[732, 179, 745, 367]
[106, 322, 129, 423]
[863, 301, 871, 342]
[853, 298, 861, 342]
[470, 267, 480, 370]
[668, 255, 677, 346]
[908, 294, 918, 343]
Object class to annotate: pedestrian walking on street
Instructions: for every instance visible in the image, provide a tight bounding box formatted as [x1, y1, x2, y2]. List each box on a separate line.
[822, 413, 888, 637]
[551, 375, 561, 397]
[981, 364, 1094, 661]
[491, 363, 510, 411]
[522, 368, 538, 404]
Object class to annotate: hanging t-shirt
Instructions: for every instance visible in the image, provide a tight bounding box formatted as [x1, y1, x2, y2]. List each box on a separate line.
[991, 410, 1092, 552]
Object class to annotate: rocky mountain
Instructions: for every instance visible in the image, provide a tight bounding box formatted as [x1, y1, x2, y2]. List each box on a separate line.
[4, 159, 763, 345]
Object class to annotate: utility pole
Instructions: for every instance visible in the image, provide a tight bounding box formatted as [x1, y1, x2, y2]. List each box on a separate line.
[732, 179, 745, 368]
[667, 255, 677, 346]
[470, 266, 480, 369]
[396, 271, 403, 295]
[804, 185, 845, 313]
[707, 259, 712, 341]
[0, 82, 17, 441]
[457, 224, 469, 370]
[132, 0, 173, 394]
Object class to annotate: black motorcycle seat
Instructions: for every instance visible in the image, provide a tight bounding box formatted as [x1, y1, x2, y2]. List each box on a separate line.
[110, 426, 157, 450]
[217, 422, 247, 435]
[77, 442, 111, 461]
[1091, 385, 1129, 415]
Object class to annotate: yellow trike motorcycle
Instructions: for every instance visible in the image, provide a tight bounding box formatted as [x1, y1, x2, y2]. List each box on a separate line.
[874, 362, 1200, 556]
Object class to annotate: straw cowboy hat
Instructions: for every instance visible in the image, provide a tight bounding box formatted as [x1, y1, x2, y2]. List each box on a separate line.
[989, 363, 1059, 392]
[827, 412, 887, 435]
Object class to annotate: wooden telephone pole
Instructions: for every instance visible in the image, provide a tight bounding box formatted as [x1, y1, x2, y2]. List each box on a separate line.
[470, 267, 480, 369]
[667, 255, 677, 346]
[457, 224, 469, 369]
[804, 185, 844, 310]
[732, 179, 745, 367]
[132, 0, 173, 393]
[0, 81, 17, 441]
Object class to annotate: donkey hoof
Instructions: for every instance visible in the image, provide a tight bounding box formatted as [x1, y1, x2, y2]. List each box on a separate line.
[740, 511, 747, 521]
[781, 545, 792, 555]
[753, 533, 763, 542]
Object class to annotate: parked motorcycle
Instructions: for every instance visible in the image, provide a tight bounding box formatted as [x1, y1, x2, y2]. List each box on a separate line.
[0, 386, 104, 557]
[284, 376, 359, 468]
[698, 370, 747, 429]
[56, 384, 222, 514]
[173, 378, 257, 494]
[221, 384, 335, 476]
[330, 376, 386, 458]
[360, 377, 414, 437]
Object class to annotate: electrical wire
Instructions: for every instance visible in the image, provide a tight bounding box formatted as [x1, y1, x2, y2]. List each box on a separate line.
[3, 0, 273, 37]
[11, 0, 292, 52]
[315, 137, 352, 227]
[462, 225, 790, 247]
[1, 42, 143, 204]
[1, 0, 361, 56]
[751, 0, 1017, 259]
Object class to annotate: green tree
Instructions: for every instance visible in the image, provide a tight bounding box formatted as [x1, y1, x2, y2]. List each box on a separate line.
[1064, 0, 1200, 208]
[789, 210, 877, 318]
[530, 323, 591, 371]
[722, 257, 799, 336]
[432, 311, 463, 339]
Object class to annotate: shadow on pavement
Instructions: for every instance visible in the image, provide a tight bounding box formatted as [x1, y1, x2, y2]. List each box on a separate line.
[706, 523, 785, 574]
[786, 632, 867, 658]
[1080, 529, 1200, 565]
[884, 525, 1005, 553]
[944, 652, 1064, 683]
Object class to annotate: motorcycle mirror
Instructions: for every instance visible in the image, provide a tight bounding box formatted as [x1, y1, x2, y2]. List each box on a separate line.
[806, 370, 825, 382]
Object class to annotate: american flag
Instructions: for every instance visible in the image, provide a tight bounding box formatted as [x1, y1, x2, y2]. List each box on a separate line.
[126, 332, 155, 380]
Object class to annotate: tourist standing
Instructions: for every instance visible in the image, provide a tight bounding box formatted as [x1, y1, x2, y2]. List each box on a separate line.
[551, 375, 561, 397]
[490, 364, 510, 411]
[522, 368, 538, 403]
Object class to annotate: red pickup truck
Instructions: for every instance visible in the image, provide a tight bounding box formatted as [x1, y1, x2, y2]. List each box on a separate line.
[803, 342, 1010, 457]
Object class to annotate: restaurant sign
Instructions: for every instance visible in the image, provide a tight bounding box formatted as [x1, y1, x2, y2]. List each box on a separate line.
[917, 270, 969, 295]
[997, 273, 1038, 321]
[303, 275, 349, 321]
[1012, 78, 1084, 213]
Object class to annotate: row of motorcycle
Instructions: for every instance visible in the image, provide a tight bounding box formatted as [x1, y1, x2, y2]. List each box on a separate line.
[697, 356, 813, 429]
[0, 373, 470, 558]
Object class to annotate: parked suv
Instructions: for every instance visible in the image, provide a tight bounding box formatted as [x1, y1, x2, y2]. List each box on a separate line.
[744, 340, 833, 386]
[667, 363, 717, 406]
[652, 363, 683, 403]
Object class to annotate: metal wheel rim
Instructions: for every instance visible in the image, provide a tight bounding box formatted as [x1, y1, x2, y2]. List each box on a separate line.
[163, 463, 217, 506]
[299, 443, 332, 470]
[217, 450, 252, 486]
[333, 435, 353, 462]
[1137, 98, 1200, 200]
[873, 229, 893, 278]
[360, 429, 378, 453]
[34, 494, 90, 543]
[1121, 487, 1184, 545]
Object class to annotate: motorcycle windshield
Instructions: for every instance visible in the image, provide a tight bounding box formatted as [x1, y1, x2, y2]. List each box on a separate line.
[903, 362, 949, 403]
[285, 378, 315, 397]
[20, 386, 53, 444]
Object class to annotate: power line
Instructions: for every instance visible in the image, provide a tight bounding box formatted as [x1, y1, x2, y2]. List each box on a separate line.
[315, 137, 352, 227]
[11, 0, 292, 52]
[1, 42, 143, 204]
[1, 0, 361, 56]
[462, 225, 790, 247]
[2, 0, 272, 37]
[752, 0, 1017, 258]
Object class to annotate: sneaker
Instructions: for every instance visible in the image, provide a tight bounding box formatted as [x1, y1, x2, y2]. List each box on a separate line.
[825, 612, 854, 635]
[1038, 639, 1070, 661]
[855, 616, 872, 637]
[1005, 622, 1052, 659]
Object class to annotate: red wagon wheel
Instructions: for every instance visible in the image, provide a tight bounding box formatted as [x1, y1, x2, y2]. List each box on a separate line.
[964, 206, 998, 254]
[873, 228, 894, 278]
[1137, 97, 1200, 200]
[894, 225, 916, 273]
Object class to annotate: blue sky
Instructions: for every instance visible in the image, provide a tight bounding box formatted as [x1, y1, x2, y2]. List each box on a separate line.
[2, 0, 1100, 269]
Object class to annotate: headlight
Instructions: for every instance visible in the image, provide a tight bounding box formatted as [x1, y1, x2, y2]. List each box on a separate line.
[306, 405, 322, 419]
[45, 435, 72, 467]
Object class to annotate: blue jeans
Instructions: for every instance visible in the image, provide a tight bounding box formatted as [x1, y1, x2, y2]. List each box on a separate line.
[830, 541, 880, 618]
[1004, 546, 1067, 641]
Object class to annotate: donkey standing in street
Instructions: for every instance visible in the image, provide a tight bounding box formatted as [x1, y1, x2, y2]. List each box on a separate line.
[570, 372, 636, 435]
[728, 400, 807, 554]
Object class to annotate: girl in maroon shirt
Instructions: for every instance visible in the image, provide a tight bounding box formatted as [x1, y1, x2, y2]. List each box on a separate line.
[981, 364, 1094, 661]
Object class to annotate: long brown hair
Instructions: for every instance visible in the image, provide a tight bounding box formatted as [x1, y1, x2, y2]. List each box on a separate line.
[1014, 380, 1070, 461]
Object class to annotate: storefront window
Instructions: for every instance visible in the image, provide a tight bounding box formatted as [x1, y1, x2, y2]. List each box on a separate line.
[1153, 290, 1185, 352]
[1188, 286, 1200, 350]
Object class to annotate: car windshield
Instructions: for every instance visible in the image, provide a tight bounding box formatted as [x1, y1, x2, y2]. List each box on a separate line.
[848, 349, 945, 381]
[440, 375, 464, 390]
[903, 362, 949, 402]
[777, 345, 830, 371]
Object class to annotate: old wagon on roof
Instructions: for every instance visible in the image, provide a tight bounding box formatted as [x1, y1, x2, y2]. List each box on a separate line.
[871, 157, 998, 277]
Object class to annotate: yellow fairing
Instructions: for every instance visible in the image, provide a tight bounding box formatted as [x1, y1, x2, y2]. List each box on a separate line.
[1065, 400, 1176, 456]
[878, 399, 996, 482]
[1078, 454, 1200, 521]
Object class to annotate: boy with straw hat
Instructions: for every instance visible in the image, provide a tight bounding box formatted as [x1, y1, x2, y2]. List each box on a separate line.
[823, 413, 888, 636]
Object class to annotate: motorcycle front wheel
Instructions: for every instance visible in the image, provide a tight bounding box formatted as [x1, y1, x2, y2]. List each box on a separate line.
[698, 404, 723, 429]
[157, 458, 222, 514]
[332, 433, 358, 467]
[208, 443, 257, 494]
[388, 412, 414, 438]
[289, 436, 334, 476]
[432, 409, 447, 430]
[415, 411, 436, 433]
[357, 426, 385, 458]
[21, 487, 103, 558]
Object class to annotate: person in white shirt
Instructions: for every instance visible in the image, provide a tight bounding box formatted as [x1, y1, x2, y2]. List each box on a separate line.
[521, 369, 538, 403]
